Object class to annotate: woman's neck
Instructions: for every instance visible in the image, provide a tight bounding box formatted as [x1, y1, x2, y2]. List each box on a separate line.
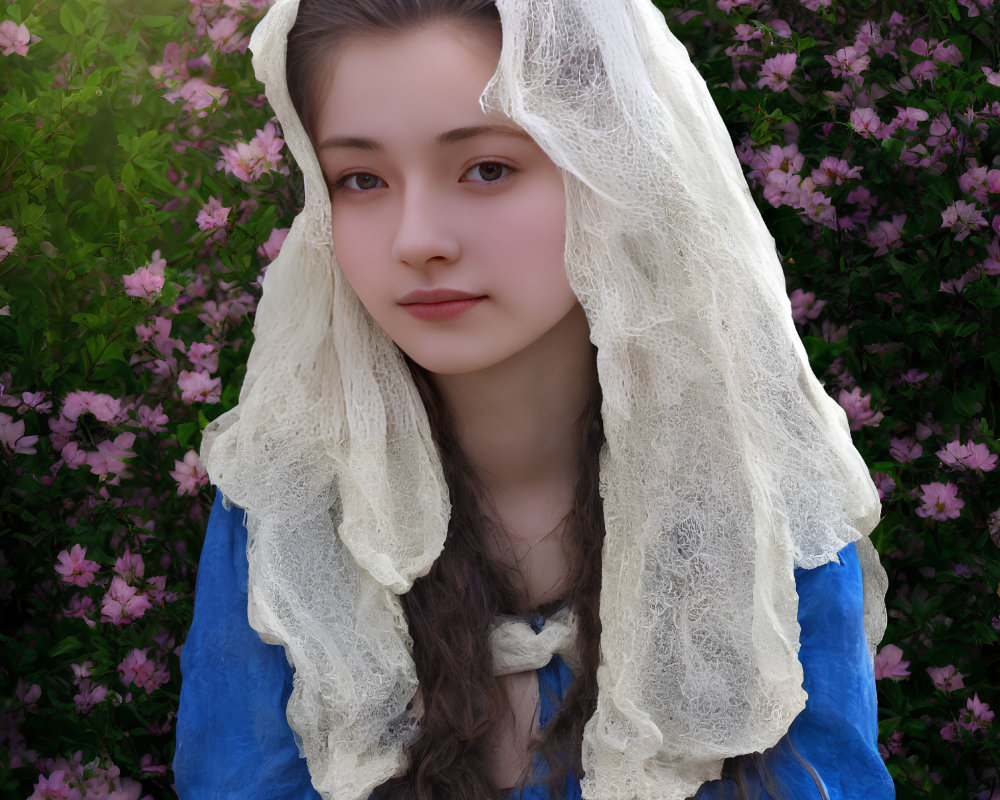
[429, 303, 595, 500]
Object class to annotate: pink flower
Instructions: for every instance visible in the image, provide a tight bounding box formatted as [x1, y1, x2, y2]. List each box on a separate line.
[940, 721, 961, 742]
[915, 481, 964, 521]
[0, 225, 17, 259]
[118, 648, 170, 694]
[177, 370, 221, 404]
[941, 200, 987, 241]
[788, 289, 826, 324]
[164, 76, 228, 116]
[945, 693, 996, 739]
[874, 644, 911, 680]
[121, 250, 166, 302]
[100, 576, 152, 626]
[136, 403, 168, 434]
[186, 341, 219, 373]
[196, 196, 231, 231]
[982, 66, 1000, 87]
[937, 439, 997, 472]
[837, 387, 883, 430]
[757, 53, 797, 92]
[28, 769, 82, 800]
[899, 368, 929, 385]
[849, 107, 882, 138]
[86, 432, 136, 484]
[71, 662, 93, 683]
[909, 59, 939, 83]
[170, 449, 209, 496]
[206, 14, 249, 53]
[140, 754, 170, 776]
[893, 106, 929, 131]
[939, 269, 978, 295]
[866, 215, 906, 257]
[825, 45, 870, 83]
[0, 412, 38, 455]
[926, 664, 965, 691]
[959, 165, 989, 204]
[0, 20, 30, 57]
[217, 121, 287, 183]
[16, 678, 41, 709]
[114, 549, 145, 583]
[61, 594, 97, 627]
[716, 0, 761, 11]
[72, 680, 108, 714]
[18, 391, 52, 414]
[958, 0, 993, 15]
[147, 574, 179, 605]
[878, 729, 904, 760]
[257, 227, 290, 261]
[61, 391, 123, 424]
[889, 436, 922, 463]
[872, 471, 896, 500]
[134, 315, 172, 349]
[54, 544, 100, 588]
[810, 156, 862, 187]
[60, 441, 88, 470]
[962, 693, 994, 732]
[796, 180, 837, 229]
[932, 40, 963, 66]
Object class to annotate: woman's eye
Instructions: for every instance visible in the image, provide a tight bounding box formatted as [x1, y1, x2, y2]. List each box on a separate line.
[463, 162, 511, 183]
[337, 173, 385, 191]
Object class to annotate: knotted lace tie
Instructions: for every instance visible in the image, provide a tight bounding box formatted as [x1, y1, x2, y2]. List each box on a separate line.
[490, 607, 580, 676]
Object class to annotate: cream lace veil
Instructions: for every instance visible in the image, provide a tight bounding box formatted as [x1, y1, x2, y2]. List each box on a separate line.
[199, 0, 888, 797]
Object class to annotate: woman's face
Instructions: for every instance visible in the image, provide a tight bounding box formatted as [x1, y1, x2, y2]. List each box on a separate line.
[313, 22, 581, 376]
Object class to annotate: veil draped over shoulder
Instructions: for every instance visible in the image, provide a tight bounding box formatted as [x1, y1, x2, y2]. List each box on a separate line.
[200, 1, 888, 797]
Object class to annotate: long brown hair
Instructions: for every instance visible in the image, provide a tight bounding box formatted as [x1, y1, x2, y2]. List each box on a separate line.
[287, 3, 605, 797]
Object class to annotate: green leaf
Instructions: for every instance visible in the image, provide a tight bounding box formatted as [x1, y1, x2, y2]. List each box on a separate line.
[59, 4, 85, 35]
[50, 636, 83, 658]
[140, 15, 176, 28]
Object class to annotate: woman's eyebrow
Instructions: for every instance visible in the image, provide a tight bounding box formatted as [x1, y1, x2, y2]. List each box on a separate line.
[436, 124, 532, 145]
[317, 124, 532, 151]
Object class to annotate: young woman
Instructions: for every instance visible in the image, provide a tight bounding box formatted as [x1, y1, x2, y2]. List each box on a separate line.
[174, 1, 895, 799]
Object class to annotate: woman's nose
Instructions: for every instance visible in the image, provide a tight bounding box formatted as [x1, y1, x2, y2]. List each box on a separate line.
[390, 185, 461, 268]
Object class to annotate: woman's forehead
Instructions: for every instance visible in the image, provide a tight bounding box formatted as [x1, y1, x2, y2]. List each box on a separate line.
[311, 21, 503, 128]
[312, 22, 511, 150]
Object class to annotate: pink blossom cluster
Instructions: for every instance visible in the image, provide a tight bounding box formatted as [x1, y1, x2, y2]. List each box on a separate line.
[217, 121, 288, 183]
[118, 648, 170, 695]
[149, 42, 228, 117]
[122, 251, 167, 302]
[940, 694, 994, 741]
[937, 439, 997, 472]
[27, 751, 153, 800]
[5, 0, 288, 791]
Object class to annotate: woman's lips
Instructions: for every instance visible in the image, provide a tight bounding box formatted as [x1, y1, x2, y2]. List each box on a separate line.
[398, 288, 486, 320]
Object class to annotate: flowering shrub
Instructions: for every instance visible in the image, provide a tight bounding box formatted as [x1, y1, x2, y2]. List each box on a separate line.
[659, 0, 1000, 796]
[0, 0, 290, 796]
[1, 0, 997, 797]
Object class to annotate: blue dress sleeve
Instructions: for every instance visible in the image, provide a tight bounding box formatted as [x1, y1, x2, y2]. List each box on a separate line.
[174, 491, 321, 800]
[695, 541, 896, 800]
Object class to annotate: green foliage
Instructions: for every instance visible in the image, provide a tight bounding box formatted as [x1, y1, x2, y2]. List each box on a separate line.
[658, 0, 1000, 796]
[0, 0, 294, 795]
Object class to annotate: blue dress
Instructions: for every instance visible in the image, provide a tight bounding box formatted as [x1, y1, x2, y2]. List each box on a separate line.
[174, 493, 895, 800]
